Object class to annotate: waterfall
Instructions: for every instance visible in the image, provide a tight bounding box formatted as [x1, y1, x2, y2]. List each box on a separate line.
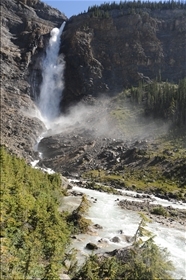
[38, 22, 66, 124]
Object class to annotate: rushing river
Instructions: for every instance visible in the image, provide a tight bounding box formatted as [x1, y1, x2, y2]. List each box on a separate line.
[61, 185, 186, 279]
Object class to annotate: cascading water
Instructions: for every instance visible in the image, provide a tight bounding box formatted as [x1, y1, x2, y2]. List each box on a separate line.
[38, 22, 66, 125]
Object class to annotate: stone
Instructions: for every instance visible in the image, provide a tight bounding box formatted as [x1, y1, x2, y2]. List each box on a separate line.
[93, 224, 103, 229]
[85, 242, 98, 250]
[111, 236, 121, 243]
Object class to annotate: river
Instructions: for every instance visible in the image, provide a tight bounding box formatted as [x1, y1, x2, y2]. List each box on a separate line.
[61, 185, 186, 279]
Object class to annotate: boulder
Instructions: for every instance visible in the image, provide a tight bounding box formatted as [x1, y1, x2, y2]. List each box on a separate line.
[85, 242, 98, 250]
[110, 236, 121, 243]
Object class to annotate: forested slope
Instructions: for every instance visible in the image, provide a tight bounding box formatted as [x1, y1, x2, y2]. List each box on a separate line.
[0, 146, 71, 279]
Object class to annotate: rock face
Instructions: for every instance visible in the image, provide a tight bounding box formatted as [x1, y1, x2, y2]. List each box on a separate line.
[61, 8, 186, 106]
[1, 0, 66, 160]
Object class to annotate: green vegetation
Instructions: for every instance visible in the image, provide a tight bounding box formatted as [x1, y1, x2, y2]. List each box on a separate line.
[111, 79, 186, 130]
[72, 216, 174, 280]
[67, 195, 92, 234]
[0, 146, 71, 279]
[84, 179, 122, 194]
[150, 205, 169, 217]
[130, 79, 186, 128]
[83, 162, 186, 200]
[87, 0, 186, 17]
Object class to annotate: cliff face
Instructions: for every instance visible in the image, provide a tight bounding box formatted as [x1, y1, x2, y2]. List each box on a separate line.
[61, 8, 186, 106]
[1, 0, 66, 159]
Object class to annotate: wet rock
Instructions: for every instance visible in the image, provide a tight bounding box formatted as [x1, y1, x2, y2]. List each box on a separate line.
[86, 242, 98, 250]
[110, 236, 120, 243]
[93, 224, 103, 229]
[87, 226, 98, 236]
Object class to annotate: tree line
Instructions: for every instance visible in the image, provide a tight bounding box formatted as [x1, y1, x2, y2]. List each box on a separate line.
[87, 0, 186, 17]
[130, 78, 186, 128]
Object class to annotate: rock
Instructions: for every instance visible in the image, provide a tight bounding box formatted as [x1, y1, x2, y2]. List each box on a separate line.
[110, 236, 121, 243]
[1, 0, 186, 205]
[107, 246, 133, 262]
[98, 238, 109, 247]
[93, 224, 103, 229]
[85, 242, 98, 250]
[1, 0, 66, 162]
[122, 235, 133, 243]
[71, 236, 76, 240]
[62, 9, 186, 106]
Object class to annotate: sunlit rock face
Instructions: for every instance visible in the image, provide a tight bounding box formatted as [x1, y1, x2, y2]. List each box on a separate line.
[1, 0, 66, 160]
[61, 8, 186, 107]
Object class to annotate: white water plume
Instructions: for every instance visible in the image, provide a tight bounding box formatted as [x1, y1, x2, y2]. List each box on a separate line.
[38, 22, 66, 124]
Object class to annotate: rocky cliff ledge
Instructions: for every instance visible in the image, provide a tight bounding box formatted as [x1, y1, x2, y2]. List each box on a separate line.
[61, 7, 186, 107]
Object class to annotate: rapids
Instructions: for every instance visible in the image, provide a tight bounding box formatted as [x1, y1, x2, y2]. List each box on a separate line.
[62, 185, 186, 279]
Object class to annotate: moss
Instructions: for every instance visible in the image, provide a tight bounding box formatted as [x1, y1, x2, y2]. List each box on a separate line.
[150, 205, 169, 217]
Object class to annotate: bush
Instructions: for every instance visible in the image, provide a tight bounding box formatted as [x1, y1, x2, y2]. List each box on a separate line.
[150, 205, 168, 217]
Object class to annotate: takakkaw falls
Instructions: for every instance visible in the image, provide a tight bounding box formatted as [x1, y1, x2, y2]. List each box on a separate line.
[38, 22, 66, 123]
[1, 1, 186, 280]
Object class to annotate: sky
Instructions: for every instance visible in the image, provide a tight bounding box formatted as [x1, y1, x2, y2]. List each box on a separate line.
[43, 0, 121, 18]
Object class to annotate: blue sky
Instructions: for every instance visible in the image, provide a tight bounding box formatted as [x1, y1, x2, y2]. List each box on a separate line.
[43, 0, 121, 18]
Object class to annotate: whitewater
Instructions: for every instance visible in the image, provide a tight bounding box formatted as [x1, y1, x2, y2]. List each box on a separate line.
[38, 22, 66, 124]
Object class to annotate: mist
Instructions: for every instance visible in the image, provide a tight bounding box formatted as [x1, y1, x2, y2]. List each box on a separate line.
[40, 95, 169, 144]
